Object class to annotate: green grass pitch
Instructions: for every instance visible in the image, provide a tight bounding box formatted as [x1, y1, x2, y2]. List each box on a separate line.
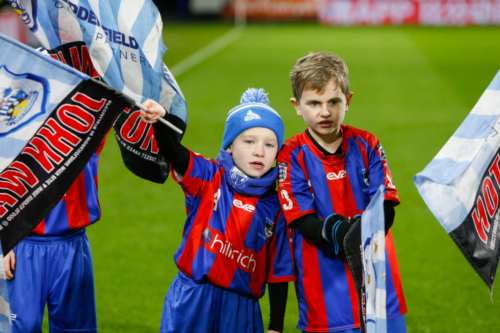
[44, 23, 500, 332]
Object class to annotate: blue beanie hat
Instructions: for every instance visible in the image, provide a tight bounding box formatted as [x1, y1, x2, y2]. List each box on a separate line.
[222, 88, 284, 150]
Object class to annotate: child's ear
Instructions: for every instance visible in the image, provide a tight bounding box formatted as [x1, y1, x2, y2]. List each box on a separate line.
[346, 92, 354, 111]
[226, 145, 233, 154]
[290, 98, 302, 116]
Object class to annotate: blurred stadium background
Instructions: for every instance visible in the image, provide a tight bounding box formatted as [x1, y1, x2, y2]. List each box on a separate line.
[1, 0, 500, 332]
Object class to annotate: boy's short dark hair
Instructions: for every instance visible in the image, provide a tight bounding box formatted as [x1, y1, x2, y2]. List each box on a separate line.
[290, 52, 350, 101]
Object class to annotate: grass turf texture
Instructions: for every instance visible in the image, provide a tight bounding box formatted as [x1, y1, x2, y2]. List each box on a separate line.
[42, 24, 500, 332]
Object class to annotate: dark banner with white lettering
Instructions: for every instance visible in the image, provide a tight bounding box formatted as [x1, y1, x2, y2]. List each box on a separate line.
[112, 106, 187, 183]
[0, 78, 132, 254]
[46, 42, 185, 183]
[449, 150, 500, 290]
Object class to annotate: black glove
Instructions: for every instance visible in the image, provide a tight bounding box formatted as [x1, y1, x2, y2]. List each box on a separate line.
[323, 213, 350, 256]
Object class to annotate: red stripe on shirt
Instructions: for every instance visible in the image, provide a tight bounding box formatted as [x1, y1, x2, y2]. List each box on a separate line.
[65, 170, 91, 229]
[325, 164, 359, 218]
[32, 219, 45, 234]
[176, 181, 215, 277]
[344, 260, 360, 328]
[386, 230, 407, 314]
[302, 239, 329, 331]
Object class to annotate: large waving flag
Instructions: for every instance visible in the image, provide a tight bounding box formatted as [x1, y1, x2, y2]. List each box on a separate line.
[414, 70, 500, 292]
[362, 186, 387, 333]
[0, 33, 134, 254]
[7, 0, 188, 183]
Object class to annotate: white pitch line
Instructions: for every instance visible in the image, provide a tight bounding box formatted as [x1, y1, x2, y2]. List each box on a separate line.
[170, 26, 244, 77]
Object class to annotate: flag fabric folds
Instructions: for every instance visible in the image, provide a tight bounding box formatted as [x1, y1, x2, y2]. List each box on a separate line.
[0, 33, 134, 254]
[361, 185, 387, 333]
[8, 0, 188, 183]
[414, 70, 500, 291]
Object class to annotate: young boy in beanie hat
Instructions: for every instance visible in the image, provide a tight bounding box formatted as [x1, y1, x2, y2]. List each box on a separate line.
[140, 88, 295, 333]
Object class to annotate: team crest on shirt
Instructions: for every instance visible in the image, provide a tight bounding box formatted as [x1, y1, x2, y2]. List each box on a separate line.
[278, 162, 287, 182]
[376, 143, 387, 161]
[265, 217, 274, 238]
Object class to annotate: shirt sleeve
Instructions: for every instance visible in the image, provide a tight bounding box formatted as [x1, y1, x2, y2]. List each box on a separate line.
[267, 211, 297, 283]
[277, 144, 317, 226]
[170, 149, 220, 199]
[367, 137, 400, 205]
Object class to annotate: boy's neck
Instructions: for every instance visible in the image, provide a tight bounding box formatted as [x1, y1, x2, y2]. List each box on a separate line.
[306, 127, 343, 155]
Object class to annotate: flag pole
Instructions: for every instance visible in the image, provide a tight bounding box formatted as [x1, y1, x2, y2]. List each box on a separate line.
[135, 102, 183, 135]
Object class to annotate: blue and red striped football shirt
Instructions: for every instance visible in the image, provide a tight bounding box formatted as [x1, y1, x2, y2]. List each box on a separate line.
[172, 150, 295, 298]
[32, 138, 106, 236]
[277, 125, 407, 332]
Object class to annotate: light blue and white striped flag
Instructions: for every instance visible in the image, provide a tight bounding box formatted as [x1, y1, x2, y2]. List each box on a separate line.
[362, 185, 387, 333]
[8, 0, 187, 183]
[8, 0, 185, 110]
[414, 70, 500, 291]
[0, 237, 11, 333]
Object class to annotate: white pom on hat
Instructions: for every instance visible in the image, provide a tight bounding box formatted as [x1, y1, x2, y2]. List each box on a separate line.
[240, 88, 270, 106]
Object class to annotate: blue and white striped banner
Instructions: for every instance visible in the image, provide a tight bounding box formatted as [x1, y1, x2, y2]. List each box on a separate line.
[414, 70, 500, 290]
[8, 0, 187, 183]
[362, 185, 387, 333]
[7, 0, 186, 119]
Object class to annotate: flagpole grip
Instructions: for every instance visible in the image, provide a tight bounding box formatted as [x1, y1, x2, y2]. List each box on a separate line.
[135, 102, 184, 135]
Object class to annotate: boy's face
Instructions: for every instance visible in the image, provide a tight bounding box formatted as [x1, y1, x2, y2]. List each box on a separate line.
[291, 80, 353, 143]
[227, 127, 278, 178]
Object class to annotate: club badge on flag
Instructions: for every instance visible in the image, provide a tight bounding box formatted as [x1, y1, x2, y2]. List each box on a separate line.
[362, 185, 387, 333]
[8, 0, 188, 183]
[414, 70, 500, 292]
[0, 33, 134, 254]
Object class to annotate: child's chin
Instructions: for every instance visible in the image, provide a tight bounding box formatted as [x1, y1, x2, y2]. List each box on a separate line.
[245, 168, 267, 179]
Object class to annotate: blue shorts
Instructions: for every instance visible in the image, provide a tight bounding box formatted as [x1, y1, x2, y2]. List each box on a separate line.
[7, 229, 97, 333]
[304, 315, 407, 333]
[160, 271, 264, 333]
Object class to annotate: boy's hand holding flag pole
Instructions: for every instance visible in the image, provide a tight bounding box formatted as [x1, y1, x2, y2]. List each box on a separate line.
[415, 70, 500, 292]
